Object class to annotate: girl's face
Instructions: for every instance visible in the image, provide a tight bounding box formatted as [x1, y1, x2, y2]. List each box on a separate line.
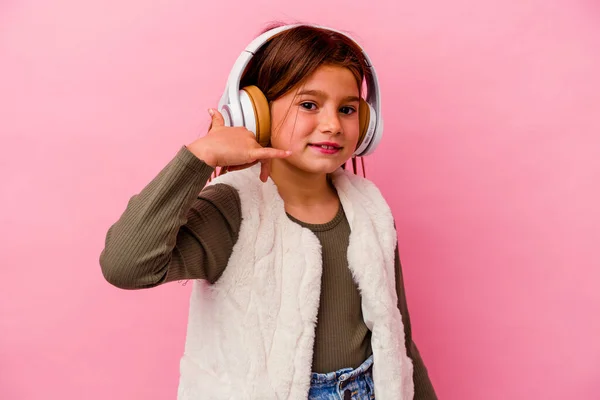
[269, 65, 361, 175]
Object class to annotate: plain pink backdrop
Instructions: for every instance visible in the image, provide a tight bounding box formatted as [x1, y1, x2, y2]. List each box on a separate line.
[1, 0, 599, 399]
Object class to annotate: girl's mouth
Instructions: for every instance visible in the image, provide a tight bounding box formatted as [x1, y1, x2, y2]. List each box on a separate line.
[308, 142, 342, 154]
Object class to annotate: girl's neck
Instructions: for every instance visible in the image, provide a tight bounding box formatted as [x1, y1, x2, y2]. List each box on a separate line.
[269, 160, 339, 220]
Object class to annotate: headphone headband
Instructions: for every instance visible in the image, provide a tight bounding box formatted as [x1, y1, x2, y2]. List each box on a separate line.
[218, 24, 383, 157]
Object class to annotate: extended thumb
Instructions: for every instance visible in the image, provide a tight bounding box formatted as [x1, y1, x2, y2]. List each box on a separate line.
[208, 108, 225, 127]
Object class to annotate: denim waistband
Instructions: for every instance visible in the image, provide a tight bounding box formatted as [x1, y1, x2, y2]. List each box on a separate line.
[310, 355, 374, 385]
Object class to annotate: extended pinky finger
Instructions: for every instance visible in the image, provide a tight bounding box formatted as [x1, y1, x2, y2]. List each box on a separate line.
[251, 147, 292, 161]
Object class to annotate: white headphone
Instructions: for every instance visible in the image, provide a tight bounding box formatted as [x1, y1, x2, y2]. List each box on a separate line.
[217, 24, 383, 157]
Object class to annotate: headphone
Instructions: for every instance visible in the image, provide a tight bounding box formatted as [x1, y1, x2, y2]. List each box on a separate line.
[217, 24, 383, 157]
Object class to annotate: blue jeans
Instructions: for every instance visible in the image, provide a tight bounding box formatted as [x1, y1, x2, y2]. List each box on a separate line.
[308, 355, 375, 400]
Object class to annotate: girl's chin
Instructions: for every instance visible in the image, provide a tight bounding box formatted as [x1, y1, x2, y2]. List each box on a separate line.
[295, 161, 347, 175]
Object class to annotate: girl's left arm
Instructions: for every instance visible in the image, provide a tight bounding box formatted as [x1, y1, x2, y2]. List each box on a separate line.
[394, 246, 439, 399]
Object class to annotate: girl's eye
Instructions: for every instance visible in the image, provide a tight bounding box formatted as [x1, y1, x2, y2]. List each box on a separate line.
[300, 102, 317, 110]
[340, 106, 357, 115]
[300, 102, 356, 114]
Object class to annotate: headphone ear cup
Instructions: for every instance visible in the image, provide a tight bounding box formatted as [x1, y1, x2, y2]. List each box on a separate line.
[240, 85, 271, 147]
[357, 98, 371, 149]
[355, 99, 378, 156]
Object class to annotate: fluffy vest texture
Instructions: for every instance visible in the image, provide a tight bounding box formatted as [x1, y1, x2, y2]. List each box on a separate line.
[177, 165, 414, 400]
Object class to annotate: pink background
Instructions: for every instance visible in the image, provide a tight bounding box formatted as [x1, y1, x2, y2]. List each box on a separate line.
[1, 0, 599, 399]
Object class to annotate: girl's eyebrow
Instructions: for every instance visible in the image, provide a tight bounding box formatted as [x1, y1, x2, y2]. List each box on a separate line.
[296, 89, 360, 103]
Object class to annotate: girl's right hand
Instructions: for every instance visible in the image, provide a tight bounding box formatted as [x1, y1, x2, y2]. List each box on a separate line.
[187, 108, 291, 182]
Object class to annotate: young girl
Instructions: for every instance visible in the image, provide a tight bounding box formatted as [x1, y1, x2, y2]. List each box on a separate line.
[100, 23, 437, 400]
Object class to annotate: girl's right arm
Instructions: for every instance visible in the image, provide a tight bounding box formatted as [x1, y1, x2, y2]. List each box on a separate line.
[99, 146, 240, 288]
[99, 109, 291, 289]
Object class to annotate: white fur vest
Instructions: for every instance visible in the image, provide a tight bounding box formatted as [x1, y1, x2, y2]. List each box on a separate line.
[177, 165, 414, 400]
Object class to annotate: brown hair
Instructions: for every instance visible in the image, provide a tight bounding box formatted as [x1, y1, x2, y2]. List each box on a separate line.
[239, 22, 371, 176]
[240, 23, 371, 102]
